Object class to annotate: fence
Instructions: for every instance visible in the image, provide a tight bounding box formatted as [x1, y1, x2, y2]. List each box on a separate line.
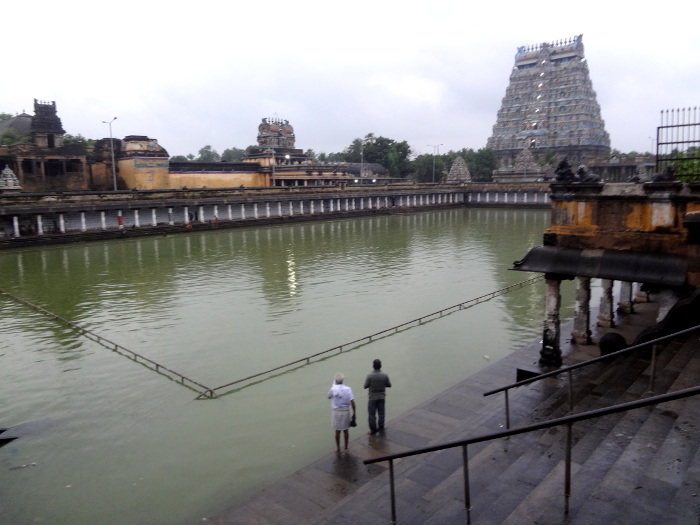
[656, 107, 700, 179]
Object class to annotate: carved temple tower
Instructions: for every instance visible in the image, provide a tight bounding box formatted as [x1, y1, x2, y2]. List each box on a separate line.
[487, 35, 610, 170]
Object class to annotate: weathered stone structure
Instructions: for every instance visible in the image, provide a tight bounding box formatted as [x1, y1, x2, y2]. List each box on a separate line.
[0, 100, 89, 191]
[488, 35, 610, 172]
[446, 156, 471, 183]
[514, 179, 700, 365]
[242, 117, 312, 168]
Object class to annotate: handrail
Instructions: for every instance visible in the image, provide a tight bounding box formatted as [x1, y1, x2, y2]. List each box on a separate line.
[482, 323, 700, 430]
[364, 384, 700, 523]
[483, 324, 700, 398]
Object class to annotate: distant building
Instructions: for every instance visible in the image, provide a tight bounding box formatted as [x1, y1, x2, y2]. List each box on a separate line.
[488, 35, 610, 175]
[0, 100, 89, 191]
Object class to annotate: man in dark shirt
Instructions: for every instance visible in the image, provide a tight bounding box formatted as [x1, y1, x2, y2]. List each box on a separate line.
[364, 359, 392, 435]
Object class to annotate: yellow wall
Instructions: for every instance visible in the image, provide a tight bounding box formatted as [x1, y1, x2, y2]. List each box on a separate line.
[117, 158, 267, 189]
[166, 171, 267, 189]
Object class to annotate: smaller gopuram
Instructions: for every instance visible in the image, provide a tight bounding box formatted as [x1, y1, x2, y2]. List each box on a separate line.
[0, 165, 22, 192]
[243, 117, 311, 168]
[446, 156, 471, 183]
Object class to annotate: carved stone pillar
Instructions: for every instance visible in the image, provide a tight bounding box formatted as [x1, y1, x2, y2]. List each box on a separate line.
[541, 275, 563, 366]
[597, 279, 615, 327]
[618, 281, 635, 314]
[571, 277, 592, 344]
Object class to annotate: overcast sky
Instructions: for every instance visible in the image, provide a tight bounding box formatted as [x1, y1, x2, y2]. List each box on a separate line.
[4, 1, 699, 159]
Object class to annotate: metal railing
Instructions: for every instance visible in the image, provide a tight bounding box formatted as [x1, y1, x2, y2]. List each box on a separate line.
[364, 384, 700, 524]
[0, 289, 215, 398]
[483, 324, 700, 430]
[199, 276, 543, 398]
[656, 107, 700, 179]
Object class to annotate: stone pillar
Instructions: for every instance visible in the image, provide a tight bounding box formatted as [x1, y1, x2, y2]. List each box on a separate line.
[635, 283, 650, 303]
[265, 202, 271, 218]
[198, 206, 205, 223]
[227, 205, 232, 220]
[618, 281, 635, 314]
[320, 200, 325, 213]
[571, 277, 592, 344]
[36, 214, 44, 235]
[80, 212, 87, 232]
[310, 201, 315, 214]
[184, 207, 189, 224]
[168, 208, 174, 225]
[13, 216, 20, 237]
[289, 202, 293, 216]
[151, 208, 158, 226]
[299, 202, 304, 214]
[277, 202, 282, 216]
[541, 275, 563, 366]
[59, 213, 66, 233]
[253, 203, 258, 219]
[134, 209, 140, 228]
[240, 204, 245, 220]
[213, 205, 219, 221]
[597, 279, 615, 327]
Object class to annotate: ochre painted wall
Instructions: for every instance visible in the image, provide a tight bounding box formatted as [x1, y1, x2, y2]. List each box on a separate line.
[117, 159, 267, 189]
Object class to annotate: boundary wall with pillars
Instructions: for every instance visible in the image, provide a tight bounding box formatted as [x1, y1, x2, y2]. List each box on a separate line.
[0, 183, 550, 248]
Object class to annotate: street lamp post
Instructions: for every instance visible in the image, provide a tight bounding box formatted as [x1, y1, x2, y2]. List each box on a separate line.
[427, 143, 443, 183]
[102, 117, 117, 191]
[360, 140, 364, 183]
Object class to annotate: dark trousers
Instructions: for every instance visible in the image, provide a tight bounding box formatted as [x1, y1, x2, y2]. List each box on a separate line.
[368, 398, 386, 434]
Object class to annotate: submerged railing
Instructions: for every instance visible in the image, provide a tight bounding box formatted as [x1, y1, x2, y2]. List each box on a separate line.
[2, 276, 544, 400]
[200, 276, 544, 398]
[0, 289, 215, 398]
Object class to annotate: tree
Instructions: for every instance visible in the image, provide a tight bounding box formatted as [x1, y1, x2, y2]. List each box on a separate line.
[196, 145, 221, 163]
[0, 128, 31, 146]
[0, 112, 12, 122]
[471, 148, 497, 182]
[170, 155, 189, 162]
[341, 134, 412, 177]
[63, 134, 95, 150]
[221, 147, 245, 162]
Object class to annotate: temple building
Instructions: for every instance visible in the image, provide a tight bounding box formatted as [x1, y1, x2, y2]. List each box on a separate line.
[487, 35, 610, 177]
[0, 100, 89, 190]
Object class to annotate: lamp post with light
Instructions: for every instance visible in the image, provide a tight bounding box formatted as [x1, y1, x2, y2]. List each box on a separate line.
[102, 117, 117, 191]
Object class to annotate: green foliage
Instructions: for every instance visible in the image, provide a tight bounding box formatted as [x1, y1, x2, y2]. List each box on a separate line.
[63, 134, 95, 153]
[196, 145, 221, 163]
[342, 134, 413, 178]
[221, 147, 245, 162]
[170, 155, 189, 162]
[0, 112, 12, 122]
[0, 128, 31, 146]
[316, 151, 346, 163]
[412, 153, 447, 182]
[672, 149, 700, 182]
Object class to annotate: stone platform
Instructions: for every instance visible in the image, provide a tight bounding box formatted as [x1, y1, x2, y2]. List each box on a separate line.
[207, 300, 700, 524]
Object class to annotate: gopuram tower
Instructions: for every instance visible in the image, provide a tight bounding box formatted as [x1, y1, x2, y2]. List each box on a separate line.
[487, 35, 610, 171]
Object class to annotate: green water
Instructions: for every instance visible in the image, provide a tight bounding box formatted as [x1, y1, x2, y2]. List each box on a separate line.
[0, 208, 584, 524]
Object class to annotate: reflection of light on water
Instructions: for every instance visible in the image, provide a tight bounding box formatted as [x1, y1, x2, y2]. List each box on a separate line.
[287, 251, 298, 296]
